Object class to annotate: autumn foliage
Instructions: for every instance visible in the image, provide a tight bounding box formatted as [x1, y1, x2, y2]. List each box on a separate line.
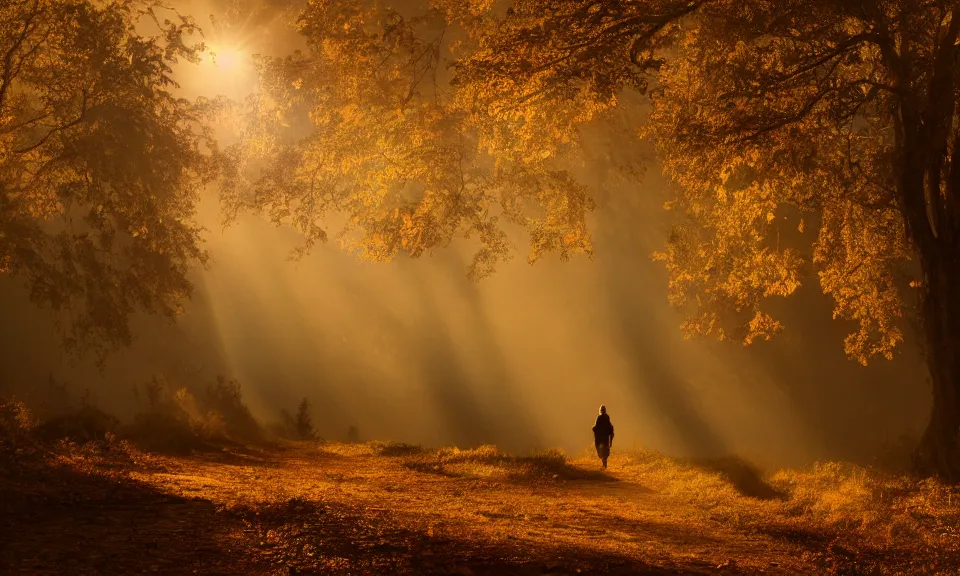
[218, 0, 960, 480]
[3, 0, 960, 479]
[0, 0, 220, 362]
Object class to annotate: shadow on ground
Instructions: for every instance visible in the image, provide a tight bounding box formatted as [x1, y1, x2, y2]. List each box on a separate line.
[232, 497, 701, 576]
[0, 456, 260, 575]
[0, 451, 699, 576]
[398, 448, 620, 485]
[689, 456, 788, 501]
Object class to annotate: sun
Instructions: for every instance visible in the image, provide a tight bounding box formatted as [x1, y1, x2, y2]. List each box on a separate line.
[170, 0, 282, 100]
[184, 42, 257, 99]
[209, 46, 244, 70]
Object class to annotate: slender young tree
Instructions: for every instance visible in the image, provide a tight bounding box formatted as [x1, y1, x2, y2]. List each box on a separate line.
[295, 397, 315, 440]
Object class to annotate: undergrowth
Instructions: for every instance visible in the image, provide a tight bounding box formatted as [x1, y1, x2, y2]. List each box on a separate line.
[614, 448, 960, 572]
[1, 374, 266, 456]
[0, 397, 38, 460]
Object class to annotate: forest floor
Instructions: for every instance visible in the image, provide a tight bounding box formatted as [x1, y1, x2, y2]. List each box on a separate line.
[2, 438, 960, 575]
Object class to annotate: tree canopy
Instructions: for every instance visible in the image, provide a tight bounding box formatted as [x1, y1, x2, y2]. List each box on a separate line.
[9, 0, 960, 476]
[221, 0, 616, 280]
[228, 0, 960, 478]
[649, 0, 925, 365]
[0, 0, 219, 363]
[230, 0, 922, 362]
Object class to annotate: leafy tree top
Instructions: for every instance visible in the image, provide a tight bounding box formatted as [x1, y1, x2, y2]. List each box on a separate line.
[230, 0, 960, 367]
[0, 0, 222, 363]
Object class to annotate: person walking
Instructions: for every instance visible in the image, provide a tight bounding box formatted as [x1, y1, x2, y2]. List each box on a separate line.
[592, 405, 615, 469]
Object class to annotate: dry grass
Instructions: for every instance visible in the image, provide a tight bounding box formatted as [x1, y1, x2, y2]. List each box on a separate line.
[3, 407, 960, 575]
[612, 449, 960, 572]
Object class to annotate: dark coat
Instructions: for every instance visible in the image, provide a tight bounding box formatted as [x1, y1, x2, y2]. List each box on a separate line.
[592, 413, 614, 445]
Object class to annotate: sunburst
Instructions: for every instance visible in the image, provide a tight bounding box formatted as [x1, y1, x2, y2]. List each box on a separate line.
[181, 0, 284, 99]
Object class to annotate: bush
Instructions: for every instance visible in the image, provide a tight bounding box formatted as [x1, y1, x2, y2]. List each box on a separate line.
[395, 444, 588, 481]
[125, 411, 206, 454]
[124, 374, 262, 453]
[204, 376, 261, 442]
[125, 376, 199, 452]
[371, 441, 424, 457]
[35, 405, 119, 445]
[0, 397, 37, 455]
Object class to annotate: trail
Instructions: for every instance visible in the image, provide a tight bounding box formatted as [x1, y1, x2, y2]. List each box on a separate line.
[1, 442, 834, 575]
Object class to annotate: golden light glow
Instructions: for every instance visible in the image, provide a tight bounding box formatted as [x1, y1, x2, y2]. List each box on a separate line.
[178, 42, 258, 100]
[209, 47, 243, 70]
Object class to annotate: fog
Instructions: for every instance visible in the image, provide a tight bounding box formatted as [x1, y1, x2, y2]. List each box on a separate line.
[0, 0, 930, 469]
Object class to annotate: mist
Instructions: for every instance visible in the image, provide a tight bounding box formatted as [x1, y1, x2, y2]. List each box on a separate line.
[0, 0, 930, 470]
[0, 168, 929, 469]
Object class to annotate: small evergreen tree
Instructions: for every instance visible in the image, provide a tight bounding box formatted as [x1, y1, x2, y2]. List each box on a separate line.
[278, 409, 295, 438]
[294, 398, 316, 440]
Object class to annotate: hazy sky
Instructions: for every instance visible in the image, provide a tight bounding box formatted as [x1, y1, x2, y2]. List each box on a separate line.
[0, 0, 931, 468]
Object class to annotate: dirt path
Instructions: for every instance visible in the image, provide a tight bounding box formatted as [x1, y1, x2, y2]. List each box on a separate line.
[112, 444, 815, 575]
[5, 436, 956, 575]
[7, 441, 898, 575]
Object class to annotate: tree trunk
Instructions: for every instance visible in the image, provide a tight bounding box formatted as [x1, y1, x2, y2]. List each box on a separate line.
[913, 246, 960, 481]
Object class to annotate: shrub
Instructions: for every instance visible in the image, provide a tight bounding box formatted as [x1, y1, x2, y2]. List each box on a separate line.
[125, 411, 205, 454]
[125, 375, 262, 452]
[396, 444, 586, 481]
[35, 405, 119, 445]
[0, 397, 37, 455]
[371, 441, 424, 457]
[204, 376, 261, 442]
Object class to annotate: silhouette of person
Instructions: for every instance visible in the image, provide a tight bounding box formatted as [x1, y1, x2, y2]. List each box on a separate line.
[592, 405, 615, 469]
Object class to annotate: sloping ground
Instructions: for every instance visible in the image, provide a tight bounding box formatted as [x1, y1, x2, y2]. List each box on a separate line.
[2, 441, 959, 575]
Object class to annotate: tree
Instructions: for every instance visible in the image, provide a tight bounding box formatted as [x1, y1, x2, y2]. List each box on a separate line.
[346, 424, 359, 443]
[0, 0, 219, 364]
[455, 0, 960, 480]
[222, 0, 601, 280]
[233, 0, 960, 480]
[294, 397, 315, 440]
[650, 0, 960, 481]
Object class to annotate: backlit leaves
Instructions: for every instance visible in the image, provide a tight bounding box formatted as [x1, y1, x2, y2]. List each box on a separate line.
[224, 0, 597, 280]
[0, 0, 216, 362]
[650, 0, 917, 360]
[229, 0, 940, 365]
[459, 0, 927, 362]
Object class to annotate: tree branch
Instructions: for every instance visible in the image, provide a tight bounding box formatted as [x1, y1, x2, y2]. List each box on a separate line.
[13, 89, 90, 155]
[0, 0, 42, 110]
